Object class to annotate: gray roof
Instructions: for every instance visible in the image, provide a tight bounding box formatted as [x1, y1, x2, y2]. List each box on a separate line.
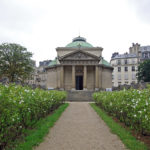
[112, 53, 137, 59]
[140, 46, 150, 52]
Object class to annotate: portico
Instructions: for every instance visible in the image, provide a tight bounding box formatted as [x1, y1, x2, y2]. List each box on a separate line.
[60, 65, 100, 90]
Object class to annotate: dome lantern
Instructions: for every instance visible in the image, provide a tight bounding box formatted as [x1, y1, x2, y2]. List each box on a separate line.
[66, 36, 93, 48]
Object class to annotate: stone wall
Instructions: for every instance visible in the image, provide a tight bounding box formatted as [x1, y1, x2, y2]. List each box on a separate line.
[112, 82, 150, 91]
[101, 67, 112, 89]
[66, 90, 94, 101]
[87, 66, 95, 90]
[46, 67, 58, 89]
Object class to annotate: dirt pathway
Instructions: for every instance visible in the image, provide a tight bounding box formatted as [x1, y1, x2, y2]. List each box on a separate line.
[35, 102, 126, 150]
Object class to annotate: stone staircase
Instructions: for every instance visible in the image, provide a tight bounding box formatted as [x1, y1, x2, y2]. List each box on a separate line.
[66, 90, 94, 101]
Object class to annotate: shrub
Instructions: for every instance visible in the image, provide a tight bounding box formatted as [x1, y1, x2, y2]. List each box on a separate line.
[93, 87, 150, 135]
[0, 84, 66, 149]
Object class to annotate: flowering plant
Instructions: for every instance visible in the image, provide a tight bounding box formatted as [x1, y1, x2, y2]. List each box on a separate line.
[0, 84, 66, 148]
[93, 86, 150, 135]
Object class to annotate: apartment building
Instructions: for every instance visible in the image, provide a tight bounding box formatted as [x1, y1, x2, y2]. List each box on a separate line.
[111, 43, 150, 87]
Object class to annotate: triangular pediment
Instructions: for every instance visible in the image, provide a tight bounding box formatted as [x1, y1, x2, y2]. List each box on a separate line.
[59, 50, 100, 61]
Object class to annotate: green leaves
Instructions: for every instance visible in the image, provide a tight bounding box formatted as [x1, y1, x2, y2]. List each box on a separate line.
[0, 84, 66, 149]
[137, 60, 150, 82]
[0, 43, 34, 82]
[93, 87, 150, 135]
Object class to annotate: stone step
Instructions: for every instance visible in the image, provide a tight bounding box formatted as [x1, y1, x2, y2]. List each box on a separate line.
[66, 90, 94, 101]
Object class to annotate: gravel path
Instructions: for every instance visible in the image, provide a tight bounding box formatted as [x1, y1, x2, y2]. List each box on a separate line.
[35, 102, 126, 150]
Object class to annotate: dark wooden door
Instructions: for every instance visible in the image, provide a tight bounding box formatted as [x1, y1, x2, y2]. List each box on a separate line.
[76, 76, 83, 90]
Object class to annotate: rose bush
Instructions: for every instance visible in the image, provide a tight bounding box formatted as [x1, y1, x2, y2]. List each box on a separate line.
[0, 84, 66, 149]
[93, 87, 150, 135]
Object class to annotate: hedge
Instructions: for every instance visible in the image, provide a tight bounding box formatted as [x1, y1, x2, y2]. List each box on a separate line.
[0, 84, 66, 149]
[93, 86, 150, 135]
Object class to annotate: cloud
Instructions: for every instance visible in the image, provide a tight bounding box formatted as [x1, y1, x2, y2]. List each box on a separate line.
[128, 0, 150, 23]
[0, 0, 44, 32]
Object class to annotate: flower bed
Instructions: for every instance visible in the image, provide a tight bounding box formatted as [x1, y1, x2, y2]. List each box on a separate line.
[93, 87, 150, 135]
[0, 84, 66, 149]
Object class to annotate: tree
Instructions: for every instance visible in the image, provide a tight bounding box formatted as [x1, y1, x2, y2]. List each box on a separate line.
[137, 60, 150, 82]
[0, 43, 34, 83]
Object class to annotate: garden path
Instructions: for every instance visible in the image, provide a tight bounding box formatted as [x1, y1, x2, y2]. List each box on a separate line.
[35, 102, 126, 150]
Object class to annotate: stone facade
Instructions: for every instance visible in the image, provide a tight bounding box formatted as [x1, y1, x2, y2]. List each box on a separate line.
[46, 36, 113, 91]
[111, 43, 150, 87]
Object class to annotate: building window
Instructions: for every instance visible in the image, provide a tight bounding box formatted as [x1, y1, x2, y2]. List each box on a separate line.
[124, 67, 128, 72]
[112, 75, 114, 80]
[132, 66, 135, 71]
[124, 74, 128, 80]
[117, 59, 121, 65]
[148, 52, 150, 58]
[132, 59, 135, 64]
[143, 52, 149, 58]
[132, 74, 136, 80]
[118, 82, 121, 85]
[118, 74, 121, 80]
[118, 67, 121, 72]
[145, 53, 148, 58]
[125, 81, 128, 84]
[124, 59, 128, 64]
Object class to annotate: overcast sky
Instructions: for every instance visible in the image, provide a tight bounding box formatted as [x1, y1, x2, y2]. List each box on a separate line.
[0, 0, 150, 66]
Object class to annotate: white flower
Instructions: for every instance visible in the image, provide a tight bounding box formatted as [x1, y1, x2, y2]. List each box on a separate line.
[138, 90, 141, 94]
[24, 89, 29, 92]
[132, 99, 134, 102]
[138, 111, 142, 114]
[19, 100, 24, 104]
[132, 105, 136, 109]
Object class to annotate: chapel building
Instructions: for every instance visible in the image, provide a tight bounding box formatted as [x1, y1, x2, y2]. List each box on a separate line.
[46, 36, 113, 91]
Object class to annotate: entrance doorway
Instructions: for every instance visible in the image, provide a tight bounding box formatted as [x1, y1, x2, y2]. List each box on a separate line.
[76, 76, 83, 90]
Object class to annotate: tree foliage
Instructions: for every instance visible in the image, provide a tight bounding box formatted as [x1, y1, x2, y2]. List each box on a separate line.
[137, 60, 150, 82]
[0, 43, 34, 82]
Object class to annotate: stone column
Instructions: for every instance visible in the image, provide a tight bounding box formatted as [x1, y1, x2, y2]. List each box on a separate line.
[72, 65, 75, 90]
[83, 65, 87, 90]
[60, 66, 64, 90]
[95, 65, 99, 90]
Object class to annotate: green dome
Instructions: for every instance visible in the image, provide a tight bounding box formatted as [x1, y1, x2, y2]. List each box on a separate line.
[66, 36, 93, 48]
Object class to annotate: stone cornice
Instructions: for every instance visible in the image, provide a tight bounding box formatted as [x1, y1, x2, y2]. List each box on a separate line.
[60, 60, 100, 65]
[56, 47, 103, 51]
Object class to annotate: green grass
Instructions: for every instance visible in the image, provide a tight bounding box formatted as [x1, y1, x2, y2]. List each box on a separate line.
[11, 103, 69, 150]
[90, 103, 148, 150]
